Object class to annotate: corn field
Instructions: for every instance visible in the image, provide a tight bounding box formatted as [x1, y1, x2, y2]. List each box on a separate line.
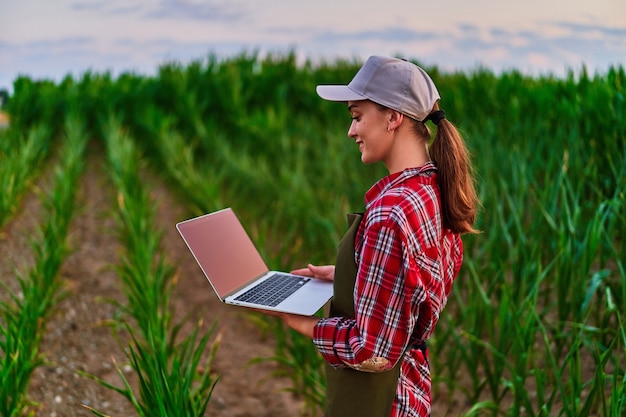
[0, 52, 624, 416]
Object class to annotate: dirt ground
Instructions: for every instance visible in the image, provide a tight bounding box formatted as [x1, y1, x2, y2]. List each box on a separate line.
[1, 142, 305, 417]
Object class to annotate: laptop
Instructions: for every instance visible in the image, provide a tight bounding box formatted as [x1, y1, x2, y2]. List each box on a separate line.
[176, 207, 333, 316]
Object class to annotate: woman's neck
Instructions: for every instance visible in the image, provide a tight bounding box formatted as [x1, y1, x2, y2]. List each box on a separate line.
[385, 135, 431, 174]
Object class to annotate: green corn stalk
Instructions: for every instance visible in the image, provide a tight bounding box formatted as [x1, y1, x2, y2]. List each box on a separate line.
[0, 125, 51, 228]
[0, 115, 86, 416]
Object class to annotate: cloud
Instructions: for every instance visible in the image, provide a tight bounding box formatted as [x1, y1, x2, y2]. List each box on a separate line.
[27, 37, 96, 50]
[71, 0, 142, 15]
[457, 23, 481, 35]
[556, 21, 626, 38]
[313, 27, 440, 44]
[303, 19, 625, 76]
[144, 0, 246, 21]
[70, 0, 109, 12]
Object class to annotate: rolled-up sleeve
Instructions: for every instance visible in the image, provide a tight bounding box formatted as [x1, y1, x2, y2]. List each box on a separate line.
[313, 221, 418, 372]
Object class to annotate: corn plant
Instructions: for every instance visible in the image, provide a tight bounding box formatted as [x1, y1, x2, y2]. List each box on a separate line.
[0, 125, 51, 228]
[0, 115, 87, 416]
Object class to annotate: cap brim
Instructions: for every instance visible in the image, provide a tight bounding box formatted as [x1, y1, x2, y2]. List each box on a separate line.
[316, 85, 368, 102]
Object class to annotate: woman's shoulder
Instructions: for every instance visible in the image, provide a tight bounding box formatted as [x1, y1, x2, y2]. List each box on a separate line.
[365, 187, 436, 227]
[382, 177, 440, 213]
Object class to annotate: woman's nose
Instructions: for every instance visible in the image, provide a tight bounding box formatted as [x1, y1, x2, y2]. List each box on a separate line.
[347, 121, 357, 138]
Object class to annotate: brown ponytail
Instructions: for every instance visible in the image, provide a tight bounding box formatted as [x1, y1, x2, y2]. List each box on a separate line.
[428, 110, 480, 235]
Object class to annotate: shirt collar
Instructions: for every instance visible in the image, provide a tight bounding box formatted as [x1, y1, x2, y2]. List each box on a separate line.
[364, 162, 437, 206]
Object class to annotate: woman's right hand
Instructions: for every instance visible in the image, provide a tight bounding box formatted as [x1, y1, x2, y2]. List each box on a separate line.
[291, 264, 335, 282]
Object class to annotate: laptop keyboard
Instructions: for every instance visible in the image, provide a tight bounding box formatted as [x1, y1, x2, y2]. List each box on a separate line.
[234, 273, 310, 307]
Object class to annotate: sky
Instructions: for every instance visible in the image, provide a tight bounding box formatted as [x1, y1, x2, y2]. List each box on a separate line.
[1, 0, 625, 93]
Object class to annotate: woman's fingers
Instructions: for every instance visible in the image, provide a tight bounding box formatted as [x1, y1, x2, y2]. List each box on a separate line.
[291, 264, 335, 281]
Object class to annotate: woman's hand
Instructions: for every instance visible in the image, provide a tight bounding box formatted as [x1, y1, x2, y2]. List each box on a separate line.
[252, 264, 334, 339]
[251, 309, 320, 339]
[291, 264, 335, 282]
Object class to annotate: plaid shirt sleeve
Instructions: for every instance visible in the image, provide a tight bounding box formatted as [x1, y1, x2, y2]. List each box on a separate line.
[313, 210, 421, 371]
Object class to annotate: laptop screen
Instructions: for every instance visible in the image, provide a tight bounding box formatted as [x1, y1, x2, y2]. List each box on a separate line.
[176, 208, 269, 298]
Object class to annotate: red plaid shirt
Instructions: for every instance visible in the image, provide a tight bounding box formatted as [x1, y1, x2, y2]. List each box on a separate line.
[313, 162, 463, 416]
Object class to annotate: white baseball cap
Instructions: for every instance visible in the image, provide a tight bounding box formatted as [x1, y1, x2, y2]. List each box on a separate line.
[316, 56, 440, 122]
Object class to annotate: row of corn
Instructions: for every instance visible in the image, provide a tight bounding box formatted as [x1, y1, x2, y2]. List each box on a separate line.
[0, 115, 86, 415]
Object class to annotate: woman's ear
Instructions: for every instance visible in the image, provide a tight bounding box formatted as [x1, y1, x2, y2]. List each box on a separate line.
[388, 110, 404, 131]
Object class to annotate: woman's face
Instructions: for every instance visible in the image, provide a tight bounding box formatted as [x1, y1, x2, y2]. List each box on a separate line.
[347, 100, 393, 165]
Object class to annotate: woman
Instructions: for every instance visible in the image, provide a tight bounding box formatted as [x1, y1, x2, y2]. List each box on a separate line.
[262, 56, 479, 416]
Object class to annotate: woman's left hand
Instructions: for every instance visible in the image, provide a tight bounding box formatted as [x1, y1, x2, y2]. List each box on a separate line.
[252, 309, 320, 339]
